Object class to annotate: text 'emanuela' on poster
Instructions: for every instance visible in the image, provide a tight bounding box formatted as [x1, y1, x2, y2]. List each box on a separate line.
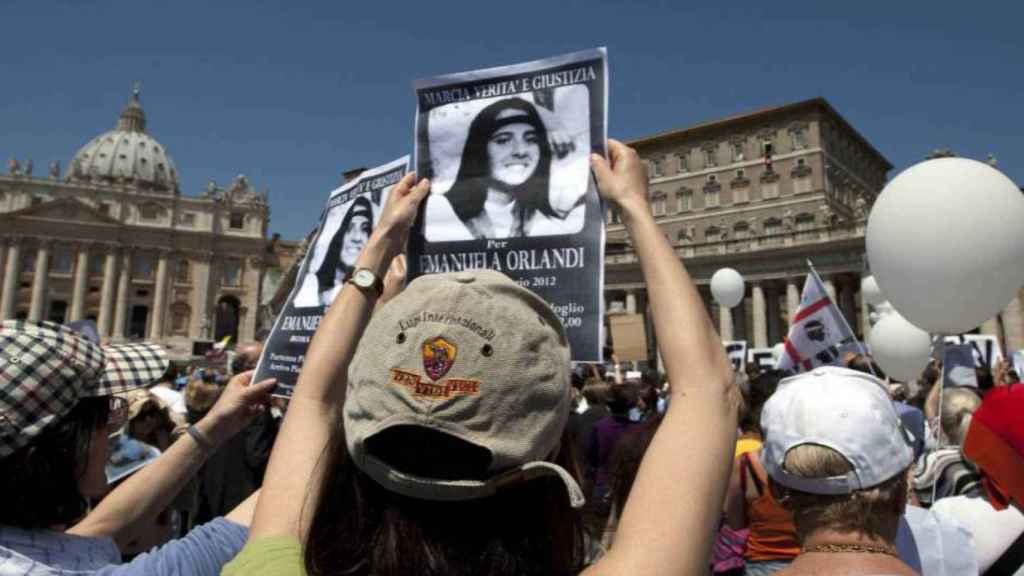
[409, 48, 608, 361]
[257, 156, 410, 397]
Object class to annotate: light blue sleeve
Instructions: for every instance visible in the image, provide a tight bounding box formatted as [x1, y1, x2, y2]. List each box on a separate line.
[95, 518, 248, 576]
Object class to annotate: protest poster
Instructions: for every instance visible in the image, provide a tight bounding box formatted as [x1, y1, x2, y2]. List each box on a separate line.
[942, 334, 1003, 370]
[724, 340, 748, 371]
[942, 343, 979, 387]
[408, 48, 608, 361]
[255, 157, 410, 397]
[609, 313, 648, 362]
[1013, 350, 1024, 378]
[748, 347, 777, 371]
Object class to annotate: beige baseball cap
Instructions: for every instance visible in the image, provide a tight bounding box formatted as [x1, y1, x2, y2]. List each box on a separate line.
[344, 269, 584, 508]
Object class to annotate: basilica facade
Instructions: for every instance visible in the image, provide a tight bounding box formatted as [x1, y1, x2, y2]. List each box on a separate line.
[0, 89, 284, 358]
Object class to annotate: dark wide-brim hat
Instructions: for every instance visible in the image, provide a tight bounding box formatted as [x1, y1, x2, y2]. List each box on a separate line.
[0, 320, 168, 458]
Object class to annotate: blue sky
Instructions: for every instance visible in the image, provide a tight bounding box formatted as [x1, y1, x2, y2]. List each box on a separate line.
[2, 0, 1021, 240]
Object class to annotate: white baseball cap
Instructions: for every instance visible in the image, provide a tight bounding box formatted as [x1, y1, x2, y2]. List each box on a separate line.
[761, 366, 915, 495]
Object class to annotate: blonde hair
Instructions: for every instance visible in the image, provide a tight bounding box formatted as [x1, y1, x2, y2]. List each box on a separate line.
[776, 444, 908, 542]
[940, 387, 981, 446]
[185, 378, 222, 414]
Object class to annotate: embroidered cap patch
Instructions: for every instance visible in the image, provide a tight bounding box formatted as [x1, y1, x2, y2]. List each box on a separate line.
[423, 337, 456, 381]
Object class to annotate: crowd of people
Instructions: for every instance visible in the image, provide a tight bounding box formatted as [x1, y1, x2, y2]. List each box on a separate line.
[0, 139, 1021, 575]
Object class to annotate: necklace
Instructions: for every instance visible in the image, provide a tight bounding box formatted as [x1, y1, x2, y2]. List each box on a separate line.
[803, 543, 898, 557]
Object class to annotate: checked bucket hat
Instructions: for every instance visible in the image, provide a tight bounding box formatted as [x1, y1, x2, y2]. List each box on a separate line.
[0, 320, 168, 458]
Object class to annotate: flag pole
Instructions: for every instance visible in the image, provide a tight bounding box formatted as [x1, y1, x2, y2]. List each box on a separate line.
[805, 259, 877, 376]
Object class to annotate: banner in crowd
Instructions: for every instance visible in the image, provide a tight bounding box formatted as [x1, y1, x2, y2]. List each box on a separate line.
[777, 270, 861, 374]
[749, 347, 778, 371]
[408, 48, 608, 361]
[256, 157, 410, 397]
[942, 334, 1003, 370]
[106, 432, 161, 483]
[942, 343, 979, 387]
[724, 341, 748, 371]
[609, 313, 648, 362]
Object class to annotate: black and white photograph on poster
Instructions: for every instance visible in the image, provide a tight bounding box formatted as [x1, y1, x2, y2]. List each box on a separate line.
[255, 156, 409, 397]
[409, 48, 607, 361]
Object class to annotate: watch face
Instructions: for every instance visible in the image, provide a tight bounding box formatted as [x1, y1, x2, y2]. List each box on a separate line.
[354, 268, 375, 288]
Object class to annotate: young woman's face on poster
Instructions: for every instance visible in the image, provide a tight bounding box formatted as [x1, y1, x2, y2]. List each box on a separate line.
[340, 214, 371, 267]
[486, 112, 540, 188]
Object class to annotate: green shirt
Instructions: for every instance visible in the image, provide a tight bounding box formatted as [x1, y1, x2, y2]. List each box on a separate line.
[222, 536, 305, 576]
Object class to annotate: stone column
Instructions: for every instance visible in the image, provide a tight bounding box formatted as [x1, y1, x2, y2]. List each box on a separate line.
[97, 247, 118, 337]
[786, 277, 801, 323]
[190, 252, 214, 339]
[719, 305, 734, 341]
[0, 241, 6, 304]
[28, 240, 52, 321]
[765, 283, 782, 345]
[0, 239, 21, 320]
[148, 251, 170, 340]
[69, 245, 90, 321]
[112, 249, 132, 340]
[1002, 292, 1024, 352]
[751, 283, 768, 348]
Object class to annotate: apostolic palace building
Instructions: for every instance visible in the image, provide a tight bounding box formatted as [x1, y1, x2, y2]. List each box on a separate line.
[605, 97, 1024, 357]
[0, 88, 299, 359]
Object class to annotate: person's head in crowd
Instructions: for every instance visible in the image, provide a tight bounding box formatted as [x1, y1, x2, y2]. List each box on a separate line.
[581, 378, 611, 408]
[304, 270, 586, 575]
[739, 369, 784, 436]
[0, 321, 167, 529]
[843, 353, 886, 380]
[446, 97, 556, 235]
[230, 341, 264, 375]
[910, 360, 942, 409]
[606, 382, 640, 417]
[761, 367, 916, 570]
[124, 389, 178, 450]
[940, 387, 982, 446]
[963, 383, 1024, 512]
[185, 372, 223, 423]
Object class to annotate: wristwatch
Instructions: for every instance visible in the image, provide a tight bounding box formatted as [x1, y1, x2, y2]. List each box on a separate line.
[348, 267, 383, 297]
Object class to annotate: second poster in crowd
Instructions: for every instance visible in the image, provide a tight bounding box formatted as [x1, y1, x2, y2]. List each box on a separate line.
[256, 157, 409, 397]
[409, 48, 608, 361]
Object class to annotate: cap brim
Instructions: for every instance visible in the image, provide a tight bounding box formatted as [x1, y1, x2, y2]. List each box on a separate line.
[91, 343, 169, 397]
[361, 454, 586, 509]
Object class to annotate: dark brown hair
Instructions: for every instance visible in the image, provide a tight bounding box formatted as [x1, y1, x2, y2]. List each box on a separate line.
[0, 397, 110, 528]
[305, 419, 587, 576]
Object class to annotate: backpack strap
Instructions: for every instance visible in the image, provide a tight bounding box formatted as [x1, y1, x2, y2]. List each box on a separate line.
[984, 527, 1024, 576]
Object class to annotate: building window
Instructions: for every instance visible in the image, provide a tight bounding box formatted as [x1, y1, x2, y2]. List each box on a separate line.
[98, 202, 111, 216]
[762, 139, 775, 158]
[179, 211, 196, 226]
[21, 251, 36, 275]
[132, 254, 154, 280]
[222, 259, 242, 287]
[762, 179, 780, 199]
[31, 196, 44, 206]
[734, 222, 750, 240]
[677, 151, 689, 173]
[705, 187, 720, 208]
[705, 225, 723, 243]
[229, 212, 245, 229]
[139, 203, 160, 221]
[792, 127, 807, 149]
[90, 254, 105, 276]
[795, 213, 816, 241]
[735, 169, 746, 180]
[703, 146, 718, 168]
[174, 259, 190, 284]
[651, 193, 667, 217]
[651, 158, 664, 178]
[677, 229, 692, 244]
[608, 206, 621, 225]
[733, 142, 745, 162]
[51, 248, 74, 276]
[170, 302, 191, 334]
[763, 218, 782, 243]
[677, 189, 692, 212]
[733, 184, 749, 204]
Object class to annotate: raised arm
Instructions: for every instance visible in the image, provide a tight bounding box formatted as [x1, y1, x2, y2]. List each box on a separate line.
[69, 371, 276, 546]
[248, 174, 429, 541]
[587, 140, 738, 576]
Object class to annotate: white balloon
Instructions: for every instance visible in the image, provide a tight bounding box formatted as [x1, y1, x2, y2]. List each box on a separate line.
[867, 158, 1024, 334]
[711, 268, 745, 308]
[868, 312, 933, 383]
[861, 276, 885, 307]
